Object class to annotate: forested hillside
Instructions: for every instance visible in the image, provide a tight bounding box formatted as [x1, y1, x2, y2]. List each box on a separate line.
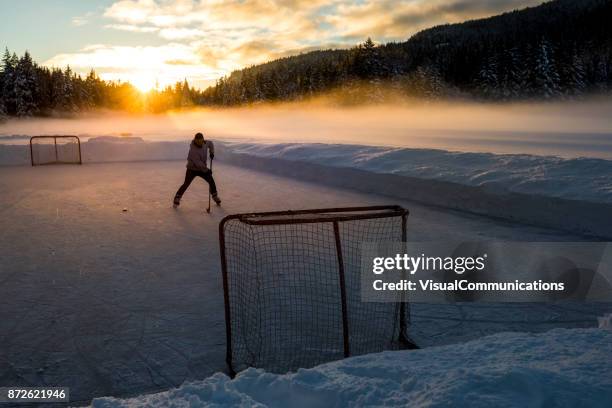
[200, 0, 612, 105]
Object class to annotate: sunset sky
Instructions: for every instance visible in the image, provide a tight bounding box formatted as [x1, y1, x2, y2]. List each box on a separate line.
[1, 0, 542, 91]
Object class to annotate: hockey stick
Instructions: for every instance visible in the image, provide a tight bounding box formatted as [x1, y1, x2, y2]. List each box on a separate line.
[206, 157, 213, 214]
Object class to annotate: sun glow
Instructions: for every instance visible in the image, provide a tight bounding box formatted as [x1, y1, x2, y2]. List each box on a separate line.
[130, 74, 157, 93]
[45, 44, 221, 91]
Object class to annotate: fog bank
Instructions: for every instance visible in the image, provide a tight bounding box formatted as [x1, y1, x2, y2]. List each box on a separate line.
[1, 98, 611, 159]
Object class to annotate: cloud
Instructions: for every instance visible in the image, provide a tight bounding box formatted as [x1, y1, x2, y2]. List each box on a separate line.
[165, 58, 198, 65]
[105, 24, 160, 32]
[43, 43, 223, 90]
[159, 27, 205, 40]
[72, 11, 95, 27]
[102, 0, 544, 50]
[45, 43, 201, 70]
[53, 0, 546, 90]
[327, 0, 543, 41]
[101, 0, 341, 71]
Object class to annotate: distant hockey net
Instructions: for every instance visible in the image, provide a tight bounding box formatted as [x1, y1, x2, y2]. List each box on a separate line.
[219, 206, 416, 375]
[30, 136, 82, 166]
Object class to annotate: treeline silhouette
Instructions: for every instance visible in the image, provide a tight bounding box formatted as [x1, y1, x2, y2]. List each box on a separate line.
[1, 0, 611, 117]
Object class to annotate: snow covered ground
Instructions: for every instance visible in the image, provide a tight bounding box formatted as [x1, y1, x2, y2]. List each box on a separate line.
[92, 327, 612, 407]
[4, 136, 612, 203]
[1, 160, 610, 405]
[2, 137, 612, 237]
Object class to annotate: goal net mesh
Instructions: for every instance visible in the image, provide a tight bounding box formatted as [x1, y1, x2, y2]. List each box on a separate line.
[30, 136, 82, 166]
[220, 206, 413, 374]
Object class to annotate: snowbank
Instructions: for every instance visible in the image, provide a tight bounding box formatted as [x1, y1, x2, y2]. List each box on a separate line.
[600, 313, 612, 329]
[92, 328, 612, 407]
[2, 138, 612, 237]
[224, 142, 612, 204]
[220, 143, 612, 238]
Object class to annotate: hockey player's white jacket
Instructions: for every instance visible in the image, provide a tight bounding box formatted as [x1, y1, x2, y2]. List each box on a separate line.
[186, 140, 214, 171]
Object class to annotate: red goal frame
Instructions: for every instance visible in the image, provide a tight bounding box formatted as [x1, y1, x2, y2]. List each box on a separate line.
[30, 135, 82, 166]
[219, 205, 416, 376]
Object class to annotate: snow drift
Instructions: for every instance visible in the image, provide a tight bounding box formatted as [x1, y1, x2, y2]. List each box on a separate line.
[219, 143, 612, 238]
[600, 313, 612, 329]
[224, 142, 612, 204]
[91, 328, 612, 407]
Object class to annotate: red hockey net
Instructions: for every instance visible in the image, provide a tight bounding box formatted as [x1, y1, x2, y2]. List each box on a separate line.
[219, 206, 416, 375]
[30, 136, 82, 166]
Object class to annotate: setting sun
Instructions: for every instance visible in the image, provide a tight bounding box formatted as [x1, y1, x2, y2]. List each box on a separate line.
[46, 43, 221, 91]
[127, 74, 157, 93]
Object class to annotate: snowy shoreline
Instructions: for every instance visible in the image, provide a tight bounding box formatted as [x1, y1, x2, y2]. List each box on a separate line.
[2, 137, 612, 237]
[92, 327, 612, 407]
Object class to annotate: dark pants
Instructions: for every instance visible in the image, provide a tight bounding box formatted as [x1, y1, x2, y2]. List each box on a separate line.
[175, 168, 217, 199]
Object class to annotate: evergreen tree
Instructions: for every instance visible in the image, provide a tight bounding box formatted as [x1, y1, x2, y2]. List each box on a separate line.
[35, 66, 54, 112]
[593, 57, 610, 91]
[564, 50, 587, 96]
[50, 68, 66, 111]
[62, 66, 76, 111]
[14, 51, 38, 116]
[499, 47, 522, 100]
[180, 79, 193, 107]
[0, 54, 4, 117]
[412, 65, 445, 98]
[533, 39, 562, 99]
[476, 54, 499, 99]
[84, 70, 102, 107]
[354, 38, 384, 80]
[1, 48, 18, 115]
[0, 92, 6, 117]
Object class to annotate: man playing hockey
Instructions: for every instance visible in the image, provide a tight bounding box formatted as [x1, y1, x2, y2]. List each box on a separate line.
[173, 132, 221, 208]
